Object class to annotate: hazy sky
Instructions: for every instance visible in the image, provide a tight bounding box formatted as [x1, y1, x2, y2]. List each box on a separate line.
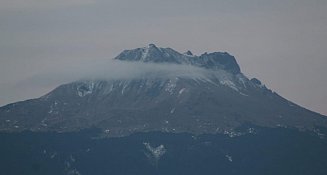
[0, 0, 326, 115]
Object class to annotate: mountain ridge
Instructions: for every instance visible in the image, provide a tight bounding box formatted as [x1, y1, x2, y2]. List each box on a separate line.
[114, 44, 241, 74]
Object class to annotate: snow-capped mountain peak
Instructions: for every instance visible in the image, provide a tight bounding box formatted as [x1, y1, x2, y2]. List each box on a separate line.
[1, 45, 326, 137]
[114, 44, 241, 74]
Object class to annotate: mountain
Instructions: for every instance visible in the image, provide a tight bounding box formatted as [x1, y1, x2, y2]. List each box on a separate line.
[1, 44, 327, 175]
[1, 44, 326, 137]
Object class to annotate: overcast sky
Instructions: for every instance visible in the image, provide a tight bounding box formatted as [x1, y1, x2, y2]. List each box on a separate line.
[0, 0, 326, 115]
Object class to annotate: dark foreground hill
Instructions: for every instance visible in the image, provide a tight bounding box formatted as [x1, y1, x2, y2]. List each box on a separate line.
[0, 127, 327, 175]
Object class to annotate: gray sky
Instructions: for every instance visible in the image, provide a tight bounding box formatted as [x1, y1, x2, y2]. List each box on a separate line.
[0, 0, 327, 115]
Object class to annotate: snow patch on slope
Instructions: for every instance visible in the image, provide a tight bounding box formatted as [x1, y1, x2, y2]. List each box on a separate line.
[220, 80, 239, 91]
[179, 88, 186, 95]
[77, 82, 95, 97]
[225, 154, 233, 162]
[165, 78, 177, 95]
[143, 142, 166, 165]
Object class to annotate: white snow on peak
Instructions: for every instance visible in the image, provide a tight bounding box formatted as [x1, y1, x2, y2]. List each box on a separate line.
[70, 64, 259, 99]
[77, 81, 95, 97]
[220, 80, 239, 91]
[236, 74, 248, 88]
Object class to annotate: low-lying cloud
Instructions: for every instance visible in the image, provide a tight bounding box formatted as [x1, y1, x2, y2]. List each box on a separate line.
[21, 59, 214, 89]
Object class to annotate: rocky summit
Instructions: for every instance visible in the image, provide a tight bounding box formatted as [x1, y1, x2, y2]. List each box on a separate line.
[0, 44, 326, 137]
